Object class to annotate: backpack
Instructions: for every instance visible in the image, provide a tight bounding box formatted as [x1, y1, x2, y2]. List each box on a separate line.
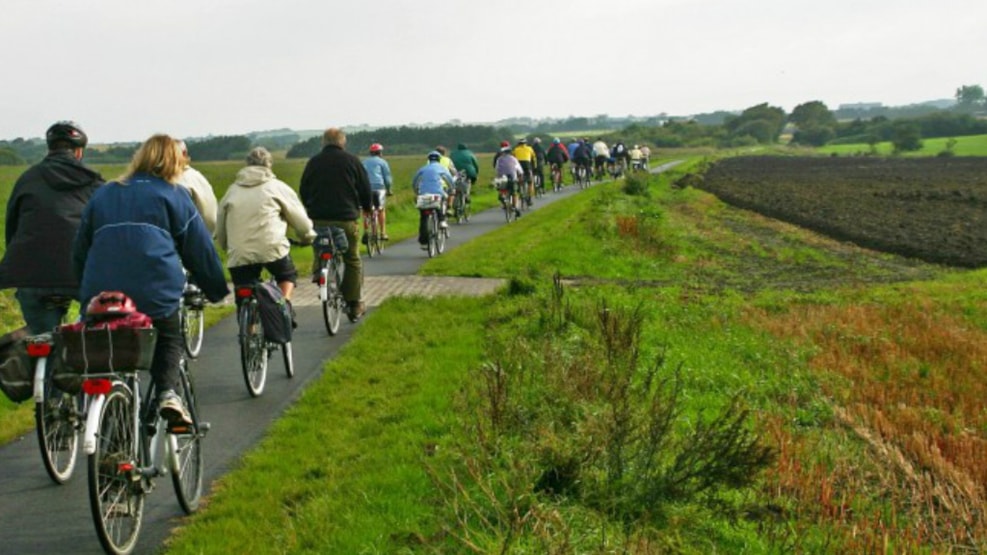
[256, 281, 292, 344]
[0, 327, 32, 403]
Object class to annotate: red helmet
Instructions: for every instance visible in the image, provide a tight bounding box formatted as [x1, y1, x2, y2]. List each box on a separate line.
[369, 143, 383, 153]
[85, 291, 138, 321]
[500, 140, 510, 148]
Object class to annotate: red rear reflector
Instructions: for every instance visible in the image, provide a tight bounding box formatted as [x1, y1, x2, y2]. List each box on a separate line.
[320, 252, 332, 260]
[82, 378, 113, 395]
[118, 462, 134, 472]
[26, 343, 52, 357]
[235, 287, 253, 298]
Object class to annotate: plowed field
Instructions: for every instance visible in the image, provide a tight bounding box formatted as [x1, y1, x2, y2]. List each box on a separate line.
[697, 156, 987, 268]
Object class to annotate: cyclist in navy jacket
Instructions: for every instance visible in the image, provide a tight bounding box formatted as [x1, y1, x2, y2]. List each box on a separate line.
[73, 134, 228, 426]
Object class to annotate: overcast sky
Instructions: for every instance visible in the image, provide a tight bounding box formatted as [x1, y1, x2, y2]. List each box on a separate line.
[2, 0, 984, 143]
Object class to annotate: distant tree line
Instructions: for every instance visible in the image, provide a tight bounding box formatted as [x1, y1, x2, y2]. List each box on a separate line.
[286, 124, 516, 158]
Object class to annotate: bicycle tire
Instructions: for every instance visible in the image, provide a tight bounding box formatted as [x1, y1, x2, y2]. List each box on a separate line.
[88, 385, 143, 555]
[282, 342, 294, 378]
[170, 359, 203, 514]
[238, 301, 267, 397]
[371, 215, 384, 255]
[321, 262, 342, 336]
[427, 212, 438, 258]
[181, 305, 205, 359]
[35, 360, 80, 484]
[438, 222, 447, 254]
[364, 216, 376, 259]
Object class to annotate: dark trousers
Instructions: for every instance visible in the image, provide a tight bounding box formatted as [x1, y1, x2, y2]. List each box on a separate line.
[150, 310, 182, 394]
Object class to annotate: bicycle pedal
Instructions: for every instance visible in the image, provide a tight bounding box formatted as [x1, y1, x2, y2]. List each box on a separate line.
[198, 421, 211, 433]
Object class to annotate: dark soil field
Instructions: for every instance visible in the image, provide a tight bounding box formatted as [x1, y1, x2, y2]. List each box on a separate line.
[696, 156, 987, 268]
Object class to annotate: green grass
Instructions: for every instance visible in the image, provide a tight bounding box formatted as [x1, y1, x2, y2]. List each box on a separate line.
[819, 133, 987, 156]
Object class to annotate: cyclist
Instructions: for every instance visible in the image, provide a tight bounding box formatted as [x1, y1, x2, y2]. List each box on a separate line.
[592, 138, 609, 179]
[545, 137, 570, 188]
[492, 140, 511, 167]
[449, 143, 479, 203]
[566, 138, 581, 181]
[411, 151, 454, 249]
[572, 139, 594, 182]
[531, 137, 547, 194]
[300, 127, 373, 322]
[361, 143, 393, 240]
[73, 134, 229, 426]
[0, 121, 104, 334]
[434, 146, 459, 211]
[216, 147, 315, 328]
[610, 140, 630, 176]
[176, 139, 218, 233]
[494, 144, 524, 218]
[629, 144, 645, 171]
[640, 144, 652, 170]
[512, 138, 536, 205]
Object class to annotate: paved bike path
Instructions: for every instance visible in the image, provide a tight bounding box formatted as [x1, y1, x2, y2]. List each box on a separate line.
[0, 162, 682, 554]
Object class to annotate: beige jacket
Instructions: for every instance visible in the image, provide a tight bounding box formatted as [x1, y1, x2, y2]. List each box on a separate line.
[179, 166, 218, 233]
[216, 166, 315, 268]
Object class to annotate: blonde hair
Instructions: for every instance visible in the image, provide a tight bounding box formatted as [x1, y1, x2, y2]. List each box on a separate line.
[120, 134, 185, 184]
[322, 128, 346, 147]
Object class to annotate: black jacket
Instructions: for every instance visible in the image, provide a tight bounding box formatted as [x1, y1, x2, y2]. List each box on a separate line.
[0, 151, 103, 289]
[299, 145, 372, 221]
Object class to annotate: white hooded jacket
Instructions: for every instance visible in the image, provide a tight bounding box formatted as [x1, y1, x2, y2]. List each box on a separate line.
[216, 165, 315, 268]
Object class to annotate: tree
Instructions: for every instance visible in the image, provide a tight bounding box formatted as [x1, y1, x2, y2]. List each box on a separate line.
[890, 121, 923, 153]
[789, 101, 836, 129]
[725, 103, 787, 144]
[955, 84, 985, 111]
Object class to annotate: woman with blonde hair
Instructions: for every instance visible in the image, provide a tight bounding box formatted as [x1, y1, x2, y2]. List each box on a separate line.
[73, 134, 229, 426]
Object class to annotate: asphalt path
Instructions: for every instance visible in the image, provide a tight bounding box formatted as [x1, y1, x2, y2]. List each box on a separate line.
[0, 162, 681, 554]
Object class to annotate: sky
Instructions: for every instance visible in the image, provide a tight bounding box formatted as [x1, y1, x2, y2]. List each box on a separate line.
[2, 0, 984, 144]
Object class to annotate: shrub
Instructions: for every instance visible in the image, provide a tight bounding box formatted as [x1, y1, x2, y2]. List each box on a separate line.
[622, 171, 651, 197]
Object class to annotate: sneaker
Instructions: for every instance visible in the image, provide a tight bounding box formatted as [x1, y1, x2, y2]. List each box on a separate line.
[439, 221, 448, 229]
[158, 390, 193, 429]
[515, 209, 522, 218]
[382, 234, 390, 241]
[347, 301, 366, 322]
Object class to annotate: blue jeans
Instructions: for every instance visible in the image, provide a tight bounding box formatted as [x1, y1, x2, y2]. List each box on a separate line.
[15, 287, 77, 334]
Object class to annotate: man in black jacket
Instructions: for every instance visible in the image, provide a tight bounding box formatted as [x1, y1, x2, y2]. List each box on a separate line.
[300, 127, 373, 321]
[0, 121, 103, 333]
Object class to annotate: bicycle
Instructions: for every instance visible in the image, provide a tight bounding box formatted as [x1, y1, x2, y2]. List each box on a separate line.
[550, 163, 564, 193]
[180, 278, 205, 359]
[28, 330, 84, 484]
[362, 208, 383, 258]
[55, 319, 205, 555]
[576, 163, 591, 189]
[493, 178, 516, 223]
[416, 194, 447, 258]
[234, 281, 294, 397]
[314, 226, 346, 336]
[452, 173, 471, 224]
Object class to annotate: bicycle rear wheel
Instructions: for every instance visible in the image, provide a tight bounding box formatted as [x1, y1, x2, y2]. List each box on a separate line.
[238, 301, 268, 397]
[88, 385, 143, 555]
[170, 359, 203, 514]
[181, 305, 204, 359]
[427, 213, 438, 258]
[35, 361, 80, 484]
[321, 261, 342, 336]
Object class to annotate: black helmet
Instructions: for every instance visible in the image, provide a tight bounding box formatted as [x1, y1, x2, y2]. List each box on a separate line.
[46, 121, 88, 149]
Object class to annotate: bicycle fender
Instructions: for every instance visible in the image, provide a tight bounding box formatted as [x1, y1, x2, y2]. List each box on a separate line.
[32, 358, 47, 403]
[83, 394, 106, 455]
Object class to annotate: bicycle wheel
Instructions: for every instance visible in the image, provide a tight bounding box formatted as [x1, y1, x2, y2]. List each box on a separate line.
[181, 305, 205, 359]
[170, 360, 203, 514]
[282, 342, 294, 378]
[364, 218, 375, 259]
[322, 261, 342, 336]
[437, 220, 447, 254]
[35, 360, 80, 484]
[88, 385, 143, 555]
[454, 194, 464, 224]
[238, 301, 268, 397]
[371, 215, 384, 255]
[426, 213, 436, 258]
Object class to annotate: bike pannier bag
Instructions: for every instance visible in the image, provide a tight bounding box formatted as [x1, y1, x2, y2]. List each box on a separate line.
[0, 327, 32, 403]
[256, 281, 292, 344]
[54, 313, 158, 379]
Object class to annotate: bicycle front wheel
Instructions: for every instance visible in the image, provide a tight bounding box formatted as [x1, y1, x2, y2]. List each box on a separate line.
[170, 360, 203, 514]
[238, 301, 268, 397]
[88, 386, 143, 555]
[35, 362, 80, 484]
[181, 306, 205, 359]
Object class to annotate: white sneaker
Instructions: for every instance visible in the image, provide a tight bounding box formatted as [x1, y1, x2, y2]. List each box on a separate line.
[439, 221, 448, 229]
[158, 390, 193, 429]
